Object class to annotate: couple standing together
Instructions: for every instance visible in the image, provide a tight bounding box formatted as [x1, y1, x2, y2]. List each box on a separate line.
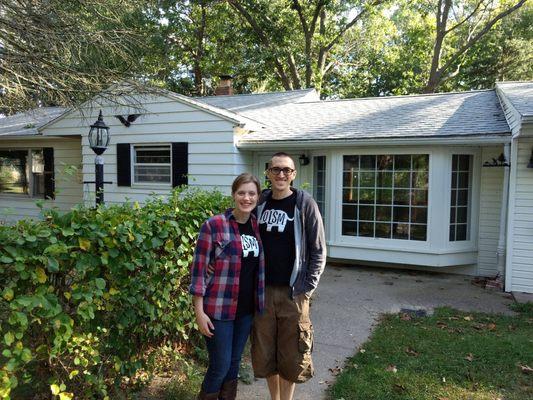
[190, 152, 327, 400]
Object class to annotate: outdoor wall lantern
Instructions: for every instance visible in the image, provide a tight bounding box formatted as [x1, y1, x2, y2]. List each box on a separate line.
[527, 149, 533, 169]
[88, 110, 110, 205]
[299, 154, 310, 166]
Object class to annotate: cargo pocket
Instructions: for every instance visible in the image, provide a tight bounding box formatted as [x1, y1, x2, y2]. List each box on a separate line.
[298, 321, 313, 354]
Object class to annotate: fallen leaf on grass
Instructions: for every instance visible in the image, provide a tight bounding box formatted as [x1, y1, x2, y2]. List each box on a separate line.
[519, 364, 533, 374]
[437, 397, 450, 400]
[385, 365, 398, 373]
[400, 313, 412, 321]
[487, 323, 497, 331]
[465, 353, 474, 362]
[329, 366, 343, 376]
[437, 321, 448, 329]
[393, 383, 406, 392]
[463, 315, 474, 321]
[405, 347, 419, 357]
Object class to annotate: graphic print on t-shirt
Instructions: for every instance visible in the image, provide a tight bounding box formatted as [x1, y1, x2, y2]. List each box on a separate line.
[241, 234, 259, 258]
[258, 209, 295, 232]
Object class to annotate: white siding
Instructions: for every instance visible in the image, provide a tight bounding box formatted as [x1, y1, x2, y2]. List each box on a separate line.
[42, 94, 253, 205]
[0, 137, 83, 223]
[477, 146, 504, 276]
[509, 134, 533, 293]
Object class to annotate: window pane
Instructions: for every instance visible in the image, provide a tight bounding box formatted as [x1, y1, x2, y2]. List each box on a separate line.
[393, 207, 409, 222]
[313, 156, 327, 221]
[342, 204, 357, 220]
[392, 223, 409, 239]
[359, 205, 374, 221]
[411, 171, 428, 189]
[376, 189, 392, 204]
[413, 154, 429, 171]
[394, 171, 410, 188]
[341, 153, 429, 241]
[134, 166, 171, 183]
[376, 171, 392, 187]
[135, 147, 171, 163]
[342, 221, 357, 236]
[360, 171, 375, 187]
[449, 154, 472, 241]
[360, 155, 376, 170]
[359, 188, 375, 204]
[394, 155, 411, 170]
[343, 155, 359, 170]
[358, 222, 374, 237]
[377, 155, 393, 170]
[376, 206, 391, 221]
[410, 207, 427, 224]
[0, 150, 28, 194]
[31, 150, 45, 197]
[393, 189, 410, 205]
[375, 223, 391, 238]
[343, 188, 358, 203]
[410, 225, 427, 241]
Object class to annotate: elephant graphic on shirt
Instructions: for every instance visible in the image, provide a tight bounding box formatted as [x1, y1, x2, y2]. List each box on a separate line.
[259, 209, 294, 232]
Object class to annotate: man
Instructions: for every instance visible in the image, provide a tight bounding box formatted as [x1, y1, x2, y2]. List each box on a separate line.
[253, 152, 326, 400]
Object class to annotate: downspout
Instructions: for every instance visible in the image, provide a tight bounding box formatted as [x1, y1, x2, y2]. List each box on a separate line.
[495, 142, 511, 287]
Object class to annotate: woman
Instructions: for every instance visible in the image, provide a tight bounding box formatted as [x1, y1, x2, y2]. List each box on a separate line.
[189, 173, 265, 400]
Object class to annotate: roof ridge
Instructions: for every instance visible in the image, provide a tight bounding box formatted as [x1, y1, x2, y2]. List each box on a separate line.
[194, 88, 316, 99]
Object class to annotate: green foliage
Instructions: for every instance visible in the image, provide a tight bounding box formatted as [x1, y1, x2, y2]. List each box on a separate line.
[0, 187, 231, 399]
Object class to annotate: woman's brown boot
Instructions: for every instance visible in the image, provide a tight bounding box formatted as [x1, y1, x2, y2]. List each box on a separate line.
[218, 379, 238, 400]
[197, 388, 220, 400]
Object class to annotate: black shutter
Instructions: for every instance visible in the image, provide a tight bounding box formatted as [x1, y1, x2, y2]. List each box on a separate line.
[43, 147, 55, 199]
[116, 143, 131, 186]
[172, 142, 188, 187]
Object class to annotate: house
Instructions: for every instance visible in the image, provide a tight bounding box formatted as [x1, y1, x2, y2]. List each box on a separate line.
[0, 81, 531, 294]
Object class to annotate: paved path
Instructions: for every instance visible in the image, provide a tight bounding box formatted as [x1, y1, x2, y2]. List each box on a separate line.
[236, 265, 514, 400]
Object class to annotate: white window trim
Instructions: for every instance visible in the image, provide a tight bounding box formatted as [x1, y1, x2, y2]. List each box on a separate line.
[0, 148, 43, 199]
[330, 146, 481, 256]
[335, 148, 432, 250]
[131, 143, 172, 187]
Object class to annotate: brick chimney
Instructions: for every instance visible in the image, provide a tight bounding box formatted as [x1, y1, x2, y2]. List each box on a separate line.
[215, 75, 234, 96]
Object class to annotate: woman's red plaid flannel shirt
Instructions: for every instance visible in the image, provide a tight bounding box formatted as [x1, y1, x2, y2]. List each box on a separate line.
[189, 209, 265, 321]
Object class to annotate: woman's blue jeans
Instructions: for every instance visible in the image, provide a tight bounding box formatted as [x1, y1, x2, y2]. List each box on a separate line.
[202, 313, 253, 393]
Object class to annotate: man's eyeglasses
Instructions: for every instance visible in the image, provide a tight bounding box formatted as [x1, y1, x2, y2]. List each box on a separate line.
[268, 167, 295, 175]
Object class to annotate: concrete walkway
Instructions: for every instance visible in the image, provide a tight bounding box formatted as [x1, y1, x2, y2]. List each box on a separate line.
[236, 265, 515, 400]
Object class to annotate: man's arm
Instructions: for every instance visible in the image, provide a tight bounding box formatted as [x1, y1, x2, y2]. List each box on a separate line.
[303, 197, 327, 295]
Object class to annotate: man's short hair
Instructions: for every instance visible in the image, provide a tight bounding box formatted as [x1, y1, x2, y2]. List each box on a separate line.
[268, 152, 295, 168]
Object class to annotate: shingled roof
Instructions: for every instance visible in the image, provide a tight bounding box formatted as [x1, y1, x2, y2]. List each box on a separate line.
[0, 107, 67, 137]
[230, 89, 511, 144]
[496, 81, 533, 119]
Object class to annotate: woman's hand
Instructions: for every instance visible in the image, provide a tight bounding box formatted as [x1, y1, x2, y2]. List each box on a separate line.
[196, 310, 215, 338]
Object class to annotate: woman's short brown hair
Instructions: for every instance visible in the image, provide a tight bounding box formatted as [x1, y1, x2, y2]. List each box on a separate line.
[231, 173, 261, 195]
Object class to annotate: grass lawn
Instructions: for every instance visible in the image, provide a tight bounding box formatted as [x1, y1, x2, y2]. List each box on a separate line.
[328, 304, 533, 400]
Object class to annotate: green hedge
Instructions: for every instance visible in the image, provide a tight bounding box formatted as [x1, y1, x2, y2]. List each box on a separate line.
[0, 188, 232, 399]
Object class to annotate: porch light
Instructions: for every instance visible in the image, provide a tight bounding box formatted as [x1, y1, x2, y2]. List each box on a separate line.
[299, 154, 310, 166]
[527, 150, 533, 169]
[88, 110, 110, 205]
[88, 110, 110, 155]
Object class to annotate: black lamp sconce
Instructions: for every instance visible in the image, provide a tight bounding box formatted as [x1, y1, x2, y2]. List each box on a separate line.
[527, 150, 533, 169]
[483, 153, 509, 168]
[299, 154, 310, 166]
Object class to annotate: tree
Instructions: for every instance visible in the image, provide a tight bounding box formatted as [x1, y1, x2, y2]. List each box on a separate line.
[424, 0, 527, 92]
[0, 0, 149, 114]
[227, 0, 387, 92]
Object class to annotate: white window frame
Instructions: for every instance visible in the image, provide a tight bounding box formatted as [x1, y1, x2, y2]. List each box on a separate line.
[0, 148, 44, 198]
[131, 144, 172, 187]
[336, 149, 432, 249]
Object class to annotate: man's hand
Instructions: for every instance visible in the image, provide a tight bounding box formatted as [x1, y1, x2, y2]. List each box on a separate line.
[196, 311, 215, 337]
[207, 264, 215, 275]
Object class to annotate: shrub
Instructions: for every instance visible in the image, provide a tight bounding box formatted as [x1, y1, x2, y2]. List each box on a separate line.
[0, 187, 232, 399]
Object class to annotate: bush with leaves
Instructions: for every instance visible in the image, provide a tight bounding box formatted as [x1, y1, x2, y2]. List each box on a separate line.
[0, 187, 231, 399]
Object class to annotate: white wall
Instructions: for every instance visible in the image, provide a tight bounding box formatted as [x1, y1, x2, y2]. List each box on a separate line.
[0, 137, 83, 223]
[508, 133, 533, 293]
[42, 94, 252, 205]
[477, 146, 504, 276]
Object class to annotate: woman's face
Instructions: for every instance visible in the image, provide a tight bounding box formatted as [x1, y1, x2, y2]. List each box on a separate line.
[232, 182, 258, 214]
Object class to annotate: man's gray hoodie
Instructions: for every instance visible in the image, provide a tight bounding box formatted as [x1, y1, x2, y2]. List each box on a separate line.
[257, 188, 327, 297]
